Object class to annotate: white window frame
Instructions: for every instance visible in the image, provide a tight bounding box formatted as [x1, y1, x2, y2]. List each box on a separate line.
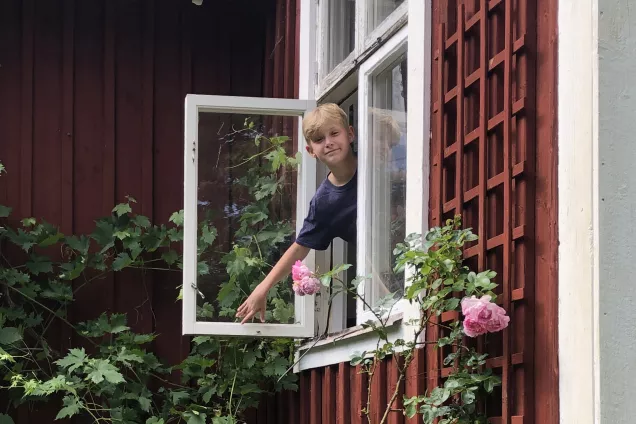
[182, 94, 318, 338]
[179, 0, 431, 370]
[316, 0, 409, 99]
[356, 24, 410, 325]
[296, 0, 431, 370]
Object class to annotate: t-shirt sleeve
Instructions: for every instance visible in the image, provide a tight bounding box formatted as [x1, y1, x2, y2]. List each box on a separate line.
[295, 198, 332, 250]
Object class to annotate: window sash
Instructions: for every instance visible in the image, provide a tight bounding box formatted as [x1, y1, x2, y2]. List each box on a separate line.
[295, 0, 431, 371]
[356, 25, 409, 325]
[182, 94, 317, 338]
[315, 0, 409, 98]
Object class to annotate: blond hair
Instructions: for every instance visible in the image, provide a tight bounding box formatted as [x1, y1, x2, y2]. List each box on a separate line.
[369, 107, 402, 147]
[302, 103, 349, 143]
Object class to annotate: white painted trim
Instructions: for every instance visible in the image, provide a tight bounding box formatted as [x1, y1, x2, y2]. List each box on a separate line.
[357, 25, 409, 324]
[182, 94, 198, 336]
[362, 1, 409, 51]
[190, 322, 314, 339]
[403, 0, 431, 327]
[188, 94, 315, 115]
[297, 315, 416, 370]
[557, 0, 599, 421]
[181, 95, 317, 338]
[315, 0, 408, 100]
[299, 0, 317, 101]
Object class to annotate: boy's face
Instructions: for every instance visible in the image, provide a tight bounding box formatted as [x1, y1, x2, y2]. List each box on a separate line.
[305, 121, 355, 167]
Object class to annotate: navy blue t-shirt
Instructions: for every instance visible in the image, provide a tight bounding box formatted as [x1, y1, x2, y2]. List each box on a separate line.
[295, 171, 357, 250]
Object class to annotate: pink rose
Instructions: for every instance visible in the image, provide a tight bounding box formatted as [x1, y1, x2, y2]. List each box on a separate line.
[299, 276, 321, 295]
[463, 316, 487, 337]
[292, 280, 305, 296]
[485, 308, 510, 333]
[292, 260, 312, 281]
[460, 295, 509, 337]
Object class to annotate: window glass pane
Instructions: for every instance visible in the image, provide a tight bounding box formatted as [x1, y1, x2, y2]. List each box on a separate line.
[323, 0, 355, 76]
[367, 0, 405, 34]
[196, 112, 298, 324]
[367, 56, 407, 308]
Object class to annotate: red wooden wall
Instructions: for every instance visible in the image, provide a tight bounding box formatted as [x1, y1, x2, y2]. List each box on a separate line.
[0, 0, 298, 421]
[0, 0, 557, 422]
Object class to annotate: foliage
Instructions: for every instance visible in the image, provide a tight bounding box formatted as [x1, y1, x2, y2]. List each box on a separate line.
[0, 121, 300, 423]
[322, 216, 504, 424]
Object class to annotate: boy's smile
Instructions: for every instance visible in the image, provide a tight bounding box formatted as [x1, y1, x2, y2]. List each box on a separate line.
[306, 122, 354, 166]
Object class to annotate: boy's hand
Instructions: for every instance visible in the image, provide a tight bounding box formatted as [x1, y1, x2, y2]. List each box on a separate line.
[236, 283, 269, 324]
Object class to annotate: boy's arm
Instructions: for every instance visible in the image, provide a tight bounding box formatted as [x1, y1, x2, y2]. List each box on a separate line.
[236, 242, 310, 324]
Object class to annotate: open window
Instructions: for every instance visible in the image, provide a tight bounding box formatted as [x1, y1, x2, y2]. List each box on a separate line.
[181, 0, 431, 371]
[182, 95, 317, 338]
[295, 0, 431, 369]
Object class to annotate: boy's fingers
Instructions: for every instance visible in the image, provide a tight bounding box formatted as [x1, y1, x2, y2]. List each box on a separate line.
[240, 310, 255, 324]
[260, 309, 265, 323]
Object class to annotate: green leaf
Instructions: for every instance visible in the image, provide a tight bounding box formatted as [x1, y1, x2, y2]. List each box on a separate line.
[263, 356, 289, 377]
[128, 241, 143, 260]
[0, 205, 12, 218]
[202, 387, 215, 403]
[201, 225, 217, 245]
[243, 350, 257, 369]
[197, 261, 210, 276]
[86, 359, 125, 384]
[169, 210, 184, 226]
[185, 412, 207, 424]
[39, 231, 64, 247]
[0, 327, 21, 346]
[484, 378, 495, 393]
[162, 250, 179, 265]
[112, 252, 133, 271]
[272, 298, 295, 323]
[25, 255, 53, 275]
[41, 281, 73, 302]
[55, 395, 80, 420]
[171, 390, 190, 405]
[146, 418, 164, 424]
[116, 348, 144, 366]
[65, 235, 90, 255]
[55, 348, 86, 373]
[0, 414, 15, 424]
[112, 203, 132, 217]
[21, 217, 36, 227]
[461, 390, 475, 404]
[91, 220, 115, 249]
[109, 314, 130, 333]
[138, 396, 152, 412]
[134, 215, 151, 228]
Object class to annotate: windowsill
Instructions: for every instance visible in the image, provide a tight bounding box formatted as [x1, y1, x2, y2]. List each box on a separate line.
[303, 312, 403, 349]
[294, 312, 414, 371]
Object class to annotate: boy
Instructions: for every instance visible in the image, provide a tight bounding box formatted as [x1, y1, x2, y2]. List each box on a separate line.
[236, 103, 358, 324]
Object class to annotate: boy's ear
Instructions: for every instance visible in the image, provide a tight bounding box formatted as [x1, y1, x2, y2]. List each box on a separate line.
[305, 144, 316, 158]
[348, 125, 355, 142]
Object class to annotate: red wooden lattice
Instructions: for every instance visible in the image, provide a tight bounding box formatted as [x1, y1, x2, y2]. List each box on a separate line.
[429, 0, 536, 422]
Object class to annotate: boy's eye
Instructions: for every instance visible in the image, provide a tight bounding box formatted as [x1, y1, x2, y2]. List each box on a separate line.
[331, 131, 339, 136]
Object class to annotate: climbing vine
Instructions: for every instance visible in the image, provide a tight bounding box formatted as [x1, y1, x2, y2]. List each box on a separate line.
[0, 121, 300, 424]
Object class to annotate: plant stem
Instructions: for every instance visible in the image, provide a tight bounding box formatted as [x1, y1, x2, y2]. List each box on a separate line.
[1, 282, 98, 347]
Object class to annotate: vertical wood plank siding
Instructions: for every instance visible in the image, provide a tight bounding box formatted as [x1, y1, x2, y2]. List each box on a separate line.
[0, 0, 557, 422]
[0, 0, 295, 421]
